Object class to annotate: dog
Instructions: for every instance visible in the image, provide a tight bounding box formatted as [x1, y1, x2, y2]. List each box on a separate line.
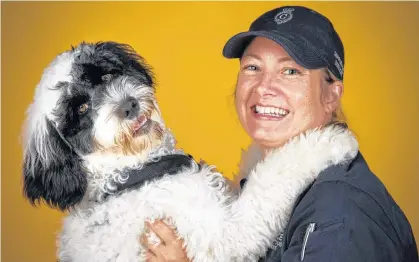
[21, 41, 359, 262]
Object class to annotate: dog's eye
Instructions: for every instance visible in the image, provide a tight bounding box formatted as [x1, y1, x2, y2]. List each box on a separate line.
[77, 103, 89, 114]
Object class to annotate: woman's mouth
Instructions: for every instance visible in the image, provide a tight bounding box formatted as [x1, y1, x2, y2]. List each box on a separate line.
[251, 105, 290, 119]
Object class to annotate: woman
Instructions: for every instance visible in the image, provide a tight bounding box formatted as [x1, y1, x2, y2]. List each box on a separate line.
[141, 5, 418, 261]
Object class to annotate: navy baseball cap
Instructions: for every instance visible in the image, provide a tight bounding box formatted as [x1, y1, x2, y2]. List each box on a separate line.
[222, 6, 345, 80]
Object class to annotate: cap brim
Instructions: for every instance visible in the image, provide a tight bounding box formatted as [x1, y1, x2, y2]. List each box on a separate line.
[222, 30, 327, 70]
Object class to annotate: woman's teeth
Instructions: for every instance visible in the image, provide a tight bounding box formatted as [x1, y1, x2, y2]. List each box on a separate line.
[254, 105, 289, 117]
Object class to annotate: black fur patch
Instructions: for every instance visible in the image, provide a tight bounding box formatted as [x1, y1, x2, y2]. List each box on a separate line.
[23, 119, 87, 211]
[52, 87, 95, 154]
[71, 41, 155, 88]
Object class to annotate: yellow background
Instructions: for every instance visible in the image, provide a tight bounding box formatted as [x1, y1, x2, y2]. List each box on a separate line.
[2, 1, 419, 261]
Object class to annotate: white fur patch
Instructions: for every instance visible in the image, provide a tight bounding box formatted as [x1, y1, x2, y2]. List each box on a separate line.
[92, 77, 159, 150]
[22, 51, 75, 171]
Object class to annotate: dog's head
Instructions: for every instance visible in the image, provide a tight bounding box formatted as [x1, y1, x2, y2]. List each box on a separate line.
[22, 41, 165, 210]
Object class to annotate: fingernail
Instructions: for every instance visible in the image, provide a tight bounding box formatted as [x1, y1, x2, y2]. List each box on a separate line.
[145, 220, 152, 228]
[144, 225, 150, 234]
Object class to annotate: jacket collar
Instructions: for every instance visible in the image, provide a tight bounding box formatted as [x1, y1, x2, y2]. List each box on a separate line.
[239, 123, 358, 189]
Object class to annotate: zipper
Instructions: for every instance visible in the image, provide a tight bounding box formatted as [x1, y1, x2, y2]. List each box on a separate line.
[300, 222, 316, 261]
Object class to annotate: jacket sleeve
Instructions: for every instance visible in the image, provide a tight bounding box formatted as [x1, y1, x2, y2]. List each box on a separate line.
[279, 182, 404, 262]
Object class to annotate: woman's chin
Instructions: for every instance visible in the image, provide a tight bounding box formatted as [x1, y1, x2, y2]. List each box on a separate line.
[248, 129, 290, 150]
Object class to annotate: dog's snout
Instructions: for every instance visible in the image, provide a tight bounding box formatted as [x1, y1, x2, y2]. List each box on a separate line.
[118, 97, 139, 119]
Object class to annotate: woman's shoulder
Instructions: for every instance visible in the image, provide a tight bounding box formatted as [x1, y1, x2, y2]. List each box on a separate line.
[305, 152, 404, 221]
[296, 152, 408, 225]
[284, 152, 416, 257]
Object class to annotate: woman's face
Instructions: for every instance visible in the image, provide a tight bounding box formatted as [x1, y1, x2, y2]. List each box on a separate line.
[235, 37, 342, 150]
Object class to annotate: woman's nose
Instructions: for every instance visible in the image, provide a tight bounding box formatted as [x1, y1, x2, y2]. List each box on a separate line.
[254, 72, 277, 97]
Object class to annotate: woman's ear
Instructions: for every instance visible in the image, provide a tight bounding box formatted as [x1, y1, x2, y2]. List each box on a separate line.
[323, 80, 344, 114]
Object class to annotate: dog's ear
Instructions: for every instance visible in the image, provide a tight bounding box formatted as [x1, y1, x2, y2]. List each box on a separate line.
[22, 117, 87, 211]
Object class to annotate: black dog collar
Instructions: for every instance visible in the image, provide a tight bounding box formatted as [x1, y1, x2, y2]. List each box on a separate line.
[103, 154, 197, 199]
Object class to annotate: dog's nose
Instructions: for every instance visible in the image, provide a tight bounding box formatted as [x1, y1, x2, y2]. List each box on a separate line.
[118, 97, 139, 119]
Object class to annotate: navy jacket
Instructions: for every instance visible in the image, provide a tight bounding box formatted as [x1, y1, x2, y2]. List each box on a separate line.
[242, 152, 418, 261]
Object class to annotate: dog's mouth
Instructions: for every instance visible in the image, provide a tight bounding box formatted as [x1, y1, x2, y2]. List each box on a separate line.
[132, 114, 150, 135]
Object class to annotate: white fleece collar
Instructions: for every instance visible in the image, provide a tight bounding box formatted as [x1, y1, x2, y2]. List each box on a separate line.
[234, 124, 359, 185]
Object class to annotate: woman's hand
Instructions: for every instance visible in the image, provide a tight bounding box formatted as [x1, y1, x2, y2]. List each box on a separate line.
[140, 219, 192, 262]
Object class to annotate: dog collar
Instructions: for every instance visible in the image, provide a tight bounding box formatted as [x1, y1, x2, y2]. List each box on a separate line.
[103, 154, 197, 199]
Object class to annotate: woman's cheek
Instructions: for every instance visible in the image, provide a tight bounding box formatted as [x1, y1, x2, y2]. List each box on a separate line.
[293, 92, 305, 103]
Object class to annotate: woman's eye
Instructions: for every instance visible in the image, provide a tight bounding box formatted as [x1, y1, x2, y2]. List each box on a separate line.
[243, 65, 258, 71]
[283, 68, 300, 75]
[77, 103, 89, 115]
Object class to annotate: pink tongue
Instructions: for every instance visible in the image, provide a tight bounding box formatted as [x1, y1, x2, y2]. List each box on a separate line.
[133, 115, 147, 131]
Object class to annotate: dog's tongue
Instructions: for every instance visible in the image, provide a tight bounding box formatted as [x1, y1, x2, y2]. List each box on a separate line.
[133, 115, 147, 131]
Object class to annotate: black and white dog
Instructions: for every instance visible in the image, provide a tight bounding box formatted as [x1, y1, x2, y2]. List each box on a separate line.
[21, 41, 358, 261]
